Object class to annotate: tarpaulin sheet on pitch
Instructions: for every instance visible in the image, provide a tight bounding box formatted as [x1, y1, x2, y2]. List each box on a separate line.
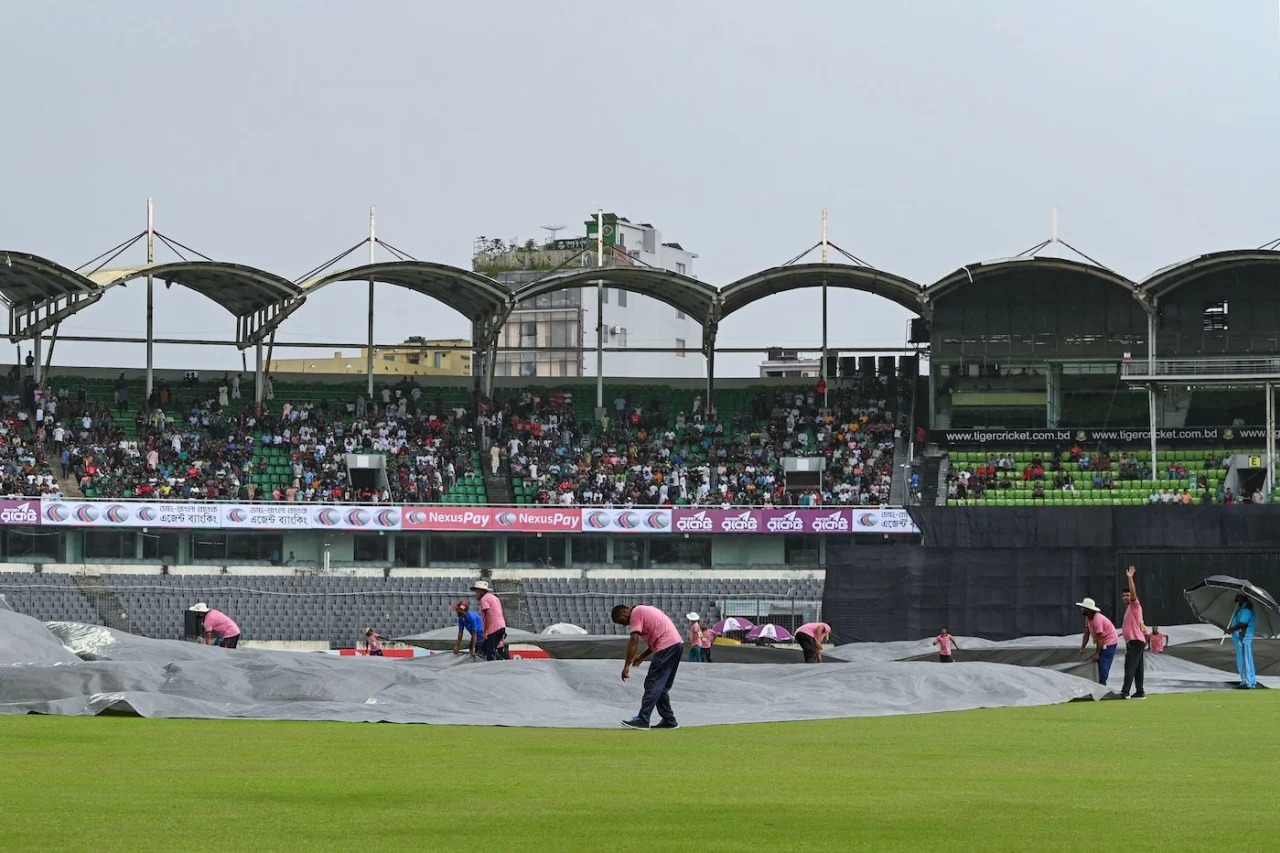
[0, 606, 1111, 727]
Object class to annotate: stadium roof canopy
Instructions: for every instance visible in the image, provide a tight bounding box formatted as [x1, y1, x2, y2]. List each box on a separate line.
[513, 266, 719, 326]
[302, 261, 510, 323]
[927, 256, 1139, 301]
[719, 263, 926, 319]
[0, 251, 103, 307]
[1140, 249, 1280, 301]
[101, 262, 302, 317]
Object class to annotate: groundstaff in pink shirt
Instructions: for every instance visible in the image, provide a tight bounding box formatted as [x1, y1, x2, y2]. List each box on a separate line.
[613, 604, 684, 730]
[933, 627, 959, 662]
[794, 622, 831, 663]
[471, 580, 509, 661]
[1119, 566, 1147, 699]
[190, 602, 241, 649]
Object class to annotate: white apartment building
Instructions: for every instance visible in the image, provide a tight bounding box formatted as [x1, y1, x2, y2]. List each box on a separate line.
[477, 214, 704, 379]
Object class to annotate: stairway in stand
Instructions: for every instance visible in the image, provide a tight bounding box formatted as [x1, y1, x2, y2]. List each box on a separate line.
[71, 574, 134, 633]
[483, 470, 514, 506]
[492, 578, 532, 633]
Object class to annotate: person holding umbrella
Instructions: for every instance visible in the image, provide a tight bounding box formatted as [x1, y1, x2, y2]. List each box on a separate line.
[1076, 597, 1118, 684]
[1120, 566, 1147, 699]
[1184, 575, 1280, 688]
[1228, 595, 1257, 689]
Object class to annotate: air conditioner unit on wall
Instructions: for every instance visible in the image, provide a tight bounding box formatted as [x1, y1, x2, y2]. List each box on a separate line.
[610, 325, 620, 334]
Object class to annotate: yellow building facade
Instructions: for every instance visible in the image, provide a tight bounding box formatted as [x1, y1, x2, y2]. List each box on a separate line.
[269, 338, 471, 376]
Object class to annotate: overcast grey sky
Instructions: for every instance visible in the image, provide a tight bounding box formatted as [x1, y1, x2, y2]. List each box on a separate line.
[3, 1, 1278, 376]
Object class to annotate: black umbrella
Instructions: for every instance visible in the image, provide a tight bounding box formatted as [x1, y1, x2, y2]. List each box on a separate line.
[1183, 575, 1280, 639]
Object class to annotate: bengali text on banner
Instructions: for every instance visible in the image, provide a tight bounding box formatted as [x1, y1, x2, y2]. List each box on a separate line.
[0, 499, 41, 526]
[40, 501, 222, 528]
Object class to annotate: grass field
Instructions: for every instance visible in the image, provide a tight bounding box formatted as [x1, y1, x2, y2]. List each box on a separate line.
[3, 692, 1277, 852]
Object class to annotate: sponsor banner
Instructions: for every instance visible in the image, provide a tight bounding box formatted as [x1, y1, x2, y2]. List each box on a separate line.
[508, 648, 552, 660]
[931, 426, 1280, 448]
[0, 499, 41, 526]
[41, 501, 222, 528]
[579, 508, 673, 534]
[671, 508, 853, 535]
[402, 507, 582, 533]
[850, 507, 919, 535]
[221, 504, 312, 530]
[333, 648, 432, 658]
[309, 505, 403, 531]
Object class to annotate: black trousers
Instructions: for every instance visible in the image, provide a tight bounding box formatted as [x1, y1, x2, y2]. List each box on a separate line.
[221, 634, 240, 649]
[797, 632, 818, 663]
[1122, 640, 1145, 695]
[638, 643, 682, 724]
[482, 627, 509, 661]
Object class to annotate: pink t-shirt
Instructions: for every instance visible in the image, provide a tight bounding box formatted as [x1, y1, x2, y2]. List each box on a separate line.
[796, 622, 831, 643]
[700, 629, 714, 649]
[202, 609, 240, 639]
[689, 621, 702, 646]
[367, 632, 383, 652]
[1148, 631, 1167, 653]
[1086, 612, 1118, 647]
[1122, 601, 1146, 644]
[479, 593, 506, 635]
[936, 634, 955, 655]
[628, 605, 683, 654]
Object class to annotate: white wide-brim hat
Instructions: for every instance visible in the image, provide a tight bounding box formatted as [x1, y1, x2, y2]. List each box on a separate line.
[471, 581, 491, 592]
[1075, 597, 1100, 612]
[686, 612, 701, 622]
[189, 602, 210, 613]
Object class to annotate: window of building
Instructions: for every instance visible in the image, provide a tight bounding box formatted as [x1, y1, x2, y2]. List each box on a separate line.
[84, 530, 135, 561]
[601, 287, 609, 304]
[141, 532, 179, 563]
[353, 533, 388, 562]
[520, 359, 538, 377]
[433, 352, 443, 368]
[676, 338, 687, 357]
[617, 289, 628, 307]
[676, 262, 687, 275]
[505, 535, 568, 567]
[383, 354, 395, 361]
[520, 321, 537, 349]
[193, 532, 283, 563]
[1203, 301, 1229, 332]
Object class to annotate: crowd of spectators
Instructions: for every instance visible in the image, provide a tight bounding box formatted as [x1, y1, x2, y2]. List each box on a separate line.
[2, 370, 906, 508]
[494, 377, 902, 507]
[946, 443, 1258, 505]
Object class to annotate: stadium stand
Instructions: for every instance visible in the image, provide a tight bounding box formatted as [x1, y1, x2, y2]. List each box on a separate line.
[0, 572, 98, 623]
[522, 576, 824, 635]
[0, 572, 826, 645]
[500, 379, 903, 507]
[943, 447, 1267, 505]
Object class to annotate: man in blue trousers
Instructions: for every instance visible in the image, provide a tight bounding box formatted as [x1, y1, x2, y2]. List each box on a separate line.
[1228, 595, 1257, 689]
[612, 603, 684, 730]
[1077, 596, 1119, 684]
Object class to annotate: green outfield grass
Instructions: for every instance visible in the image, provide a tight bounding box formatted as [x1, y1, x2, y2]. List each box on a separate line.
[2, 692, 1276, 852]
